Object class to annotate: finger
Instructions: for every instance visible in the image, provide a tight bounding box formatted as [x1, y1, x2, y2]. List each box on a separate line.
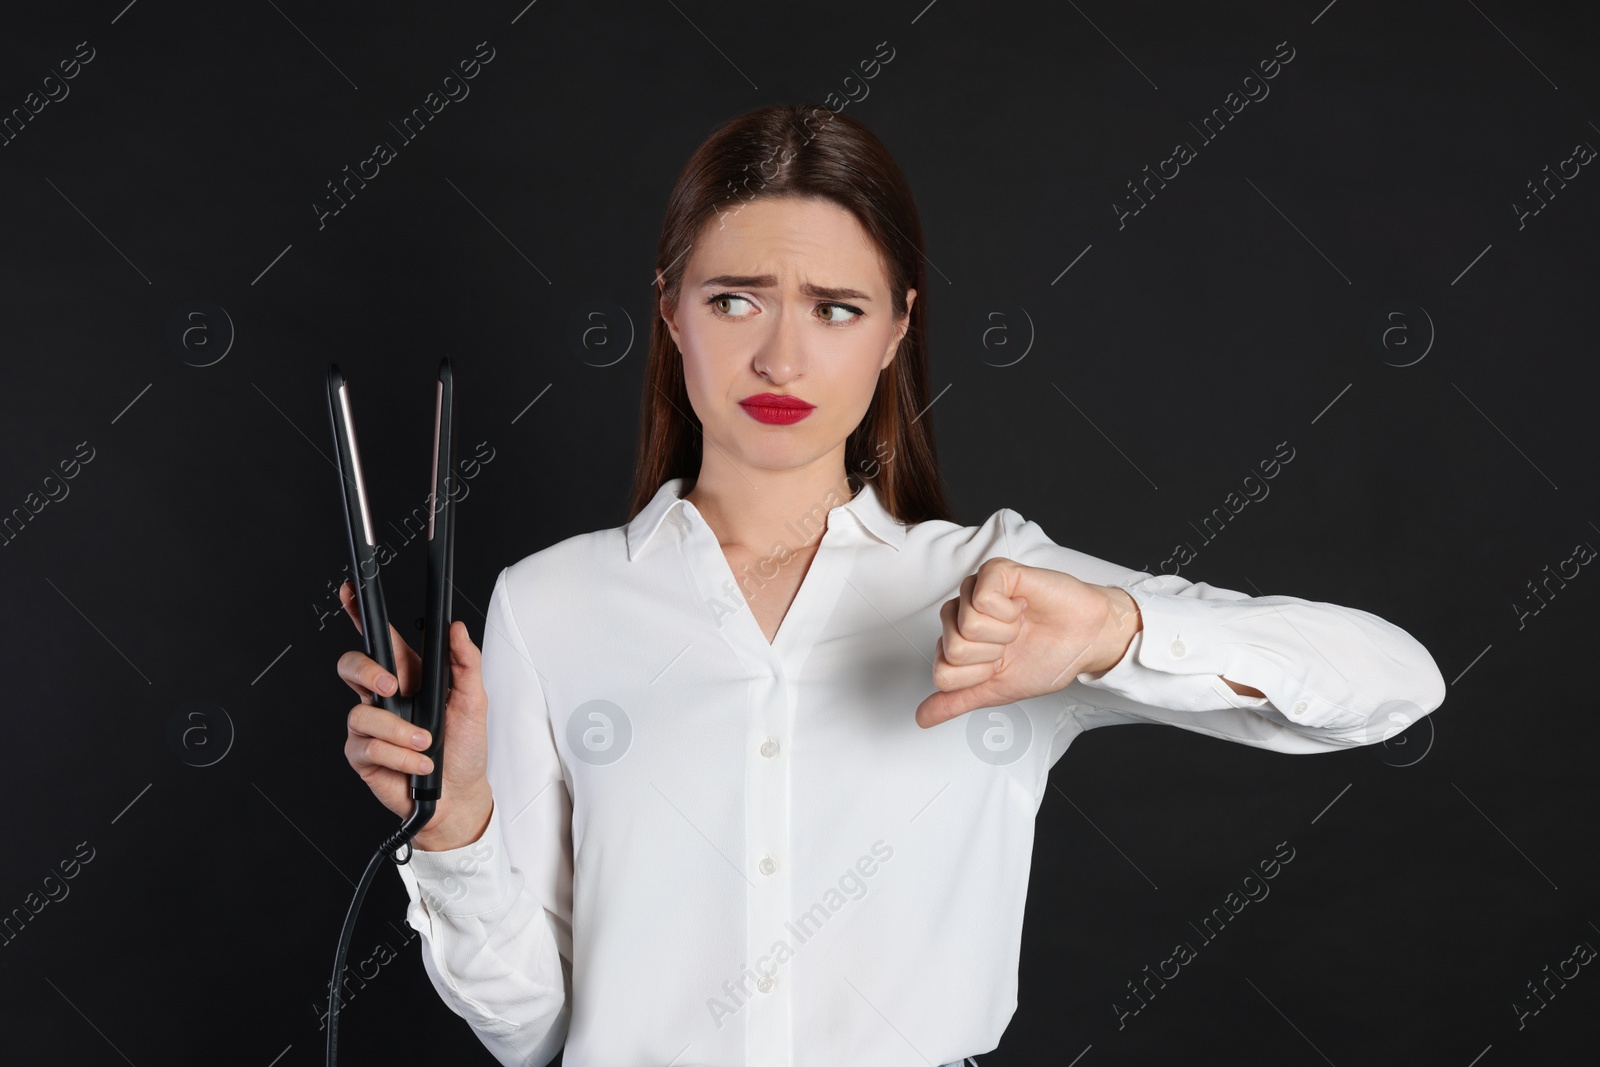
[940, 572, 1025, 662]
[348, 702, 433, 751]
[938, 598, 1007, 668]
[384, 619, 422, 692]
[447, 621, 486, 710]
[337, 580, 421, 695]
[931, 633, 997, 689]
[965, 564, 1028, 633]
[915, 679, 1003, 729]
[346, 732, 435, 777]
[339, 580, 361, 631]
[337, 658, 375, 705]
[337, 648, 399, 701]
[337, 583, 391, 701]
[933, 659, 995, 693]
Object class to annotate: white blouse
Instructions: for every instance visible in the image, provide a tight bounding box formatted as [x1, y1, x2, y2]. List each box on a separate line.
[392, 476, 1445, 1066]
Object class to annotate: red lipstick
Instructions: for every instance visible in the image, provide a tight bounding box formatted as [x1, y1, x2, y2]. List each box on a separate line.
[739, 392, 815, 425]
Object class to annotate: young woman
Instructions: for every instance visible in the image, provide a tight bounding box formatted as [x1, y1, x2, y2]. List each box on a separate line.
[335, 104, 1446, 1066]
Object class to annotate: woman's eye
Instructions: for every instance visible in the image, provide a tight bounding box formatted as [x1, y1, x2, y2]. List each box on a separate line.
[710, 294, 756, 317]
[817, 302, 862, 325]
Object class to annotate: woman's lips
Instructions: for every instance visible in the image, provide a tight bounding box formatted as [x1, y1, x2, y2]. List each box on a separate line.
[739, 393, 814, 425]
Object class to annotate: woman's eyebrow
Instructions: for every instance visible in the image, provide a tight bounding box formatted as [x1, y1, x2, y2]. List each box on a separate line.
[699, 274, 872, 301]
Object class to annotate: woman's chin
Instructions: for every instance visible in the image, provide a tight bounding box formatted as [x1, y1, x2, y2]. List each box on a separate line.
[716, 440, 831, 476]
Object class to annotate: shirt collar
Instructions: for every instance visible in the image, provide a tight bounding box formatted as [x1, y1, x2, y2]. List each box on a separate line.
[626, 477, 907, 561]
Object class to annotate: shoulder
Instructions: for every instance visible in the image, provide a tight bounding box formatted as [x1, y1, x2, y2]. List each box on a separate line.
[486, 523, 637, 657]
[499, 523, 627, 600]
[906, 505, 1150, 586]
[894, 507, 1044, 583]
[903, 505, 1035, 559]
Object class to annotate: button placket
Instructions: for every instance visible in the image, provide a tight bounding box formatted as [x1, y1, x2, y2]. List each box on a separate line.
[745, 668, 792, 1062]
[673, 505, 810, 1061]
[678, 504, 854, 1065]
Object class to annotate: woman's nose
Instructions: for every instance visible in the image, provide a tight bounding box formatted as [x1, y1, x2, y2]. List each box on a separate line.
[752, 306, 806, 383]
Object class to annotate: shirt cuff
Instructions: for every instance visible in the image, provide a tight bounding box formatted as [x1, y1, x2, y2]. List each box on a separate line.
[1073, 584, 1362, 731]
[393, 797, 520, 919]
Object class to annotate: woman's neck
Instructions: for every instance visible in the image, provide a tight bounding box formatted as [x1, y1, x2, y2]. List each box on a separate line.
[684, 460, 856, 555]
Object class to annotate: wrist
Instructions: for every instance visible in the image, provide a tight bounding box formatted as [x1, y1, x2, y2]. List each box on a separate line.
[412, 787, 494, 853]
[1089, 585, 1142, 675]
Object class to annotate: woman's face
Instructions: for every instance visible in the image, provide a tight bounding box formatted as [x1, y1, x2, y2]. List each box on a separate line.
[659, 195, 915, 481]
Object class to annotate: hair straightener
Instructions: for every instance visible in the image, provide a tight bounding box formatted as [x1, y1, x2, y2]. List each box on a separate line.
[323, 357, 457, 1067]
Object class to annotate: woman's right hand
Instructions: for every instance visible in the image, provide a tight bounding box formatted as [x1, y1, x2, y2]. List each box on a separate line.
[335, 580, 494, 852]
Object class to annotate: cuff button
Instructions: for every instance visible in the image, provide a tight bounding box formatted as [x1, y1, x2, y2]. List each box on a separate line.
[1170, 638, 1186, 657]
[1292, 700, 1309, 715]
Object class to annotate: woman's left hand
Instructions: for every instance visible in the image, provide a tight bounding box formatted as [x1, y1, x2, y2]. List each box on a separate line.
[914, 558, 1141, 728]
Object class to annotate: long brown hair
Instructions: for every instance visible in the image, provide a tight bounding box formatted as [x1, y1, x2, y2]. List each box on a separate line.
[627, 103, 953, 526]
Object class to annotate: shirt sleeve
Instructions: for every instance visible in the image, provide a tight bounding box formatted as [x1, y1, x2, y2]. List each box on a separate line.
[997, 508, 1447, 754]
[390, 567, 573, 1066]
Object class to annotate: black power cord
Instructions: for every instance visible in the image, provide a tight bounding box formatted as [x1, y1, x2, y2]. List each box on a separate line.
[326, 799, 435, 1066]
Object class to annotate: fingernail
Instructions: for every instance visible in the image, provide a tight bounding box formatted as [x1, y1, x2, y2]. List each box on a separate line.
[379, 675, 395, 694]
[411, 731, 427, 748]
[419, 757, 434, 773]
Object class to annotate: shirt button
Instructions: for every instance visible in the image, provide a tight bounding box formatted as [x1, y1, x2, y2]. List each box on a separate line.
[1170, 638, 1186, 658]
[757, 975, 775, 993]
[1292, 700, 1309, 716]
[760, 739, 779, 758]
[758, 855, 777, 876]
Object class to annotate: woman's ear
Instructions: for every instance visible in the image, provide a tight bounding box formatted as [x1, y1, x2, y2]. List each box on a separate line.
[883, 288, 916, 368]
[657, 272, 681, 347]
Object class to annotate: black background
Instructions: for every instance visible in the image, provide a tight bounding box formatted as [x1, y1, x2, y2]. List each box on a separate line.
[2, 1, 1596, 1064]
